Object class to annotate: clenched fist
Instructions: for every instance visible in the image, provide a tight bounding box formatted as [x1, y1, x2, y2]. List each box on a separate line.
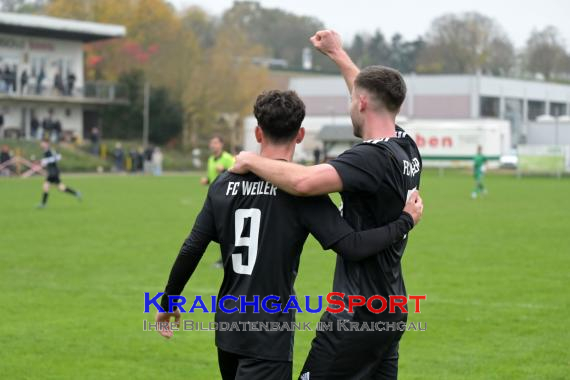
[310, 30, 344, 58]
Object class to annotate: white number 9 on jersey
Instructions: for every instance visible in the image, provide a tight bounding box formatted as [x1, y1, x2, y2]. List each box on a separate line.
[232, 208, 261, 275]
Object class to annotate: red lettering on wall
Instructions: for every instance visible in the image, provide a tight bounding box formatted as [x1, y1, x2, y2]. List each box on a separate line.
[415, 133, 453, 149]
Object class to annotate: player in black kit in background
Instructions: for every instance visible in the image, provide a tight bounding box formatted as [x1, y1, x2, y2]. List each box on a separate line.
[156, 90, 424, 380]
[232, 30, 423, 379]
[37, 140, 81, 209]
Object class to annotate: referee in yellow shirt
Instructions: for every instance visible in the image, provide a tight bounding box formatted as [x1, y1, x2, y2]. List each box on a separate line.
[200, 135, 235, 268]
[201, 135, 235, 186]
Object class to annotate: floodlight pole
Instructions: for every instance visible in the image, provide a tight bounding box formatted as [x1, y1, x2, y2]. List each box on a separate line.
[143, 81, 150, 147]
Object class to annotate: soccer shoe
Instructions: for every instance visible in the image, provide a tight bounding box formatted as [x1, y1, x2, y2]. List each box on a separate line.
[471, 192, 477, 199]
[76, 191, 83, 202]
[36, 203, 46, 209]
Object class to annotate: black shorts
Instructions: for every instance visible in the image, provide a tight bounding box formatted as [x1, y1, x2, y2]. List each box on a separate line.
[46, 174, 61, 184]
[299, 312, 405, 380]
[218, 348, 292, 380]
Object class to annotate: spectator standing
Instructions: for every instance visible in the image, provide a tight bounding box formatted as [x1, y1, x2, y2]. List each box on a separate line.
[90, 127, 100, 156]
[52, 119, 62, 143]
[143, 146, 154, 174]
[36, 68, 45, 94]
[152, 147, 163, 176]
[20, 69, 28, 95]
[113, 143, 125, 172]
[30, 115, 39, 139]
[0, 144, 11, 176]
[10, 65, 17, 93]
[54, 72, 65, 95]
[313, 146, 321, 164]
[67, 72, 76, 95]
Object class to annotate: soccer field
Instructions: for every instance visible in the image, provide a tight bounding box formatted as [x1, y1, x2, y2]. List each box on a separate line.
[1, 171, 568, 379]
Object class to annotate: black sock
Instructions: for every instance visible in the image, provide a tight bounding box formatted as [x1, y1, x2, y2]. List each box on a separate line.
[65, 187, 77, 196]
[41, 192, 48, 205]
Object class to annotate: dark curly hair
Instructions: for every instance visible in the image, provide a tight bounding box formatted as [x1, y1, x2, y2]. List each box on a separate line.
[253, 90, 305, 143]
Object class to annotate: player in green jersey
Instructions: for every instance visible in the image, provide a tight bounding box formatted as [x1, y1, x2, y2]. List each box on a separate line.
[472, 145, 487, 199]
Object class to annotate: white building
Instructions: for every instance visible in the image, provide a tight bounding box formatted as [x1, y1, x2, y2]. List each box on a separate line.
[0, 12, 126, 140]
[244, 73, 570, 162]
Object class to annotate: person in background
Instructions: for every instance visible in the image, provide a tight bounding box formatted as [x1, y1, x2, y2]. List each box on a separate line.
[52, 119, 62, 144]
[472, 145, 488, 199]
[200, 135, 235, 186]
[144, 146, 154, 174]
[54, 71, 65, 95]
[313, 146, 321, 164]
[90, 127, 100, 156]
[0, 144, 11, 176]
[30, 115, 39, 140]
[10, 65, 17, 93]
[42, 112, 53, 141]
[128, 148, 138, 173]
[137, 147, 145, 172]
[20, 69, 28, 95]
[4, 66, 12, 93]
[152, 147, 163, 176]
[113, 143, 125, 172]
[200, 135, 235, 268]
[37, 140, 81, 209]
[67, 72, 76, 96]
[36, 68, 45, 95]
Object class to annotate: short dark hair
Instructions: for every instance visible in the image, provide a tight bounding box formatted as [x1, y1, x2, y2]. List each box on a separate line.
[253, 90, 305, 143]
[210, 135, 224, 144]
[354, 66, 406, 113]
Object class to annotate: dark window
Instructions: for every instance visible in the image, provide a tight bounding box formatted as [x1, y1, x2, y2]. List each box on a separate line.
[550, 102, 567, 117]
[480, 96, 500, 117]
[528, 101, 546, 121]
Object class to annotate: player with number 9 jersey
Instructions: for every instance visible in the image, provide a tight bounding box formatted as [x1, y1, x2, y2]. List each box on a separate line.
[157, 90, 423, 380]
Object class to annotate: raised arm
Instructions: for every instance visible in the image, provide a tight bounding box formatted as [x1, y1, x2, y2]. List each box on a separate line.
[310, 30, 360, 94]
[231, 152, 342, 196]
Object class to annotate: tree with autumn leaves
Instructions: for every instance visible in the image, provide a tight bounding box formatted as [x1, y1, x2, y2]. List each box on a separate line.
[44, 0, 269, 149]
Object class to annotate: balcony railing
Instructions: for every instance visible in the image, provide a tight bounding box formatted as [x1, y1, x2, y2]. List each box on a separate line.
[0, 80, 128, 103]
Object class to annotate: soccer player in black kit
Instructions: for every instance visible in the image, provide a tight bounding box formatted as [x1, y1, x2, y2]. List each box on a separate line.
[232, 30, 422, 379]
[156, 90, 423, 380]
[37, 140, 81, 208]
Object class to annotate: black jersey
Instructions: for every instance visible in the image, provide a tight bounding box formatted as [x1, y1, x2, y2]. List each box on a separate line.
[328, 127, 422, 322]
[190, 171, 355, 361]
[42, 149, 61, 178]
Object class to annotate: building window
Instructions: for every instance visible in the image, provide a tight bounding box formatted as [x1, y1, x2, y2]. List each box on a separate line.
[550, 102, 567, 117]
[65, 108, 72, 117]
[480, 96, 500, 117]
[527, 101, 546, 121]
[505, 98, 524, 146]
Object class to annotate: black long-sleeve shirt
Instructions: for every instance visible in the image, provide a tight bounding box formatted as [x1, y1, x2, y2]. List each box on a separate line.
[159, 171, 414, 361]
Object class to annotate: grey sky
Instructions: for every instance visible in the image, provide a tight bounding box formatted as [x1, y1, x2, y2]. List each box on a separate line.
[168, 0, 570, 49]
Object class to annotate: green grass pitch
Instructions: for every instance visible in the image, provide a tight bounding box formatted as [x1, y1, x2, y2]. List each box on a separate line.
[0, 171, 568, 379]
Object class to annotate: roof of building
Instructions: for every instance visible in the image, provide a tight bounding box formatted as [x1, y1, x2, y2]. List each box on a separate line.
[317, 125, 360, 142]
[0, 12, 125, 42]
[290, 74, 570, 101]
